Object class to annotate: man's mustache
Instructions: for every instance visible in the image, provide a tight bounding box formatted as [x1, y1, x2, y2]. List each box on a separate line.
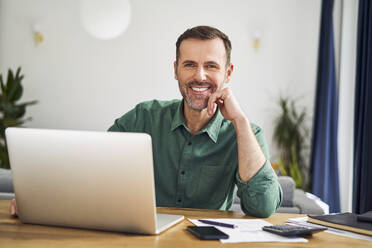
[186, 81, 214, 88]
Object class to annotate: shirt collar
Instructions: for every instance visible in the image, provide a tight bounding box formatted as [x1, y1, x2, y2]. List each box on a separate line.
[170, 100, 224, 143]
[170, 100, 185, 131]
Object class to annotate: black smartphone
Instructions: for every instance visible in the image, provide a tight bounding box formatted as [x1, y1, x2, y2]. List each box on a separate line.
[187, 226, 229, 240]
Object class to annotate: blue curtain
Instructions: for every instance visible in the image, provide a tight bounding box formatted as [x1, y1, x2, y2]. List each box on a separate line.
[310, 0, 340, 213]
[353, 0, 372, 215]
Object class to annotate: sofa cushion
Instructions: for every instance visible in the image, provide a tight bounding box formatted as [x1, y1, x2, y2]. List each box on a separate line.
[0, 168, 14, 193]
[293, 189, 326, 215]
[0, 192, 15, 200]
[278, 176, 295, 207]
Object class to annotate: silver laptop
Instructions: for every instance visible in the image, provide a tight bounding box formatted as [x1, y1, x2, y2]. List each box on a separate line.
[6, 127, 184, 234]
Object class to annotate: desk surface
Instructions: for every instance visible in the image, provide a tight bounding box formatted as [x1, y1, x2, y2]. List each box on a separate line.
[0, 200, 369, 247]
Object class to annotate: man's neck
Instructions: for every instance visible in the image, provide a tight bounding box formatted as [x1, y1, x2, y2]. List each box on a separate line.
[183, 101, 214, 135]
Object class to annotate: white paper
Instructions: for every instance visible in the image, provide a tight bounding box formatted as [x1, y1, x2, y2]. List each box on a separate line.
[188, 218, 308, 243]
[287, 217, 372, 242]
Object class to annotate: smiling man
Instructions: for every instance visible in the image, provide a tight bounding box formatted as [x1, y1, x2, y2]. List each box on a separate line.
[107, 26, 282, 217]
[8, 26, 282, 218]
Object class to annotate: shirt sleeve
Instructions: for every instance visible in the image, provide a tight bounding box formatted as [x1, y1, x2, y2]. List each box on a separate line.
[234, 125, 283, 217]
[107, 106, 139, 132]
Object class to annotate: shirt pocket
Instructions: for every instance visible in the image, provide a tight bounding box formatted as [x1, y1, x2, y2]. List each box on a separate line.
[192, 163, 235, 208]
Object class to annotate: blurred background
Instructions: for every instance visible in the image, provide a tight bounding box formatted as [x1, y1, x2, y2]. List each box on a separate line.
[1, 0, 364, 214]
[0, 0, 320, 141]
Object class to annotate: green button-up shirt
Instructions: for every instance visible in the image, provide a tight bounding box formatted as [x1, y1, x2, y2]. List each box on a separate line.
[108, 99, 282, 217]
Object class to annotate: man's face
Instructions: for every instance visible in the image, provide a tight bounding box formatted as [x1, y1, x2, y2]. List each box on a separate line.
[174, 38, 233, 111]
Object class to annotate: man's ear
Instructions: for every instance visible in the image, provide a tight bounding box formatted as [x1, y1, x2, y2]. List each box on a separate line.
[174, 61, 178, 80]
[224, 63, 234, 84]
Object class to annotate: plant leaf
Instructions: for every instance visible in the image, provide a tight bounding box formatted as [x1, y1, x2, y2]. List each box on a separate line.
[272, 95, 309, 189]
[5, 69, 14, 98]
[0, 74, 4, 94]
[7, 68, 23, 102]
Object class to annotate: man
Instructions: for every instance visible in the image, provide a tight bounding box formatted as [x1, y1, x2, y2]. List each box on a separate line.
[10, 25, 282, 217]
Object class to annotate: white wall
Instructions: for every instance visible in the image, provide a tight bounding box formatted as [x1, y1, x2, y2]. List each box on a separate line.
[0, 0, 320, 163]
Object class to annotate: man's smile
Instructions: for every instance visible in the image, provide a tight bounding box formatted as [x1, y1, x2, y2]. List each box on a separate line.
[187, 82, 214, 96]
[190, 86, 211, 94]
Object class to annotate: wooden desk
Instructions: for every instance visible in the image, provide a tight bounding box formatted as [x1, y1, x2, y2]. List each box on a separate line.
[0, 200, 369, 247]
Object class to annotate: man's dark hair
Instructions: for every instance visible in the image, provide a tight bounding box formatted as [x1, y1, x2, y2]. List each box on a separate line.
[175, 25, 232, 66]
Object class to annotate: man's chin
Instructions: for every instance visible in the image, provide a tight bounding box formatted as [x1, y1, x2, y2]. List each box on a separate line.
[184, 99, 208, 111]
[189, 105, 207, 111]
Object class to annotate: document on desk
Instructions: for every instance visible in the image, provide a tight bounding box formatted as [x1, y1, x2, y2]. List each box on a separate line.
[188, 218, 307, 243]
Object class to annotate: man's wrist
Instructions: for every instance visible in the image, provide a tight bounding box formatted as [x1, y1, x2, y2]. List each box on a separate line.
[231, 115, 249, 129]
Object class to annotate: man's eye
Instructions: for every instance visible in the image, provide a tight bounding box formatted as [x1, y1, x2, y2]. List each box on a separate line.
[184, 63, 194, 67]
[206, 64, 218, 69]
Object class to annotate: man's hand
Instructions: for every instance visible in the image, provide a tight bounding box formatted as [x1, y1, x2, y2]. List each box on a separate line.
[207, 87, 245, 122]
[207, 86, 266, 182]
[9, 198, 18, 217]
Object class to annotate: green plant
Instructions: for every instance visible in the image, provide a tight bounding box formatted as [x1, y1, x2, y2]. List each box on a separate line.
[0, 67, 37, 169]
[273, 96, 310, 190]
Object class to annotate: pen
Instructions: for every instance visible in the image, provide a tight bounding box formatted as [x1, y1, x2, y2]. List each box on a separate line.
[198, 219, 237, 229]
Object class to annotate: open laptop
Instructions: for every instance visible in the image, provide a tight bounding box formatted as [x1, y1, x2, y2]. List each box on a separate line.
[6, 127, 184, 234]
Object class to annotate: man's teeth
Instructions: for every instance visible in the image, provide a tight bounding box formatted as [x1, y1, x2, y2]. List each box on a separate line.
[192, 87, 208, 92]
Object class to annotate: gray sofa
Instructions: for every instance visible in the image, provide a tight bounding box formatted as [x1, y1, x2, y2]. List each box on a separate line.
[0, 168, 15, 200]
[1, 169, 326, 215]
[230, 176, 327, 215]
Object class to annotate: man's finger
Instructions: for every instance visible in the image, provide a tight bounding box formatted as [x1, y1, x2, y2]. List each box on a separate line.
[216, 99, 224, 108]
[15, 199, 18, 216]
[10, 200, 15, 216]
[208, 91, 223, 115]
[217, 99, 224, 104]
[10, 199, 17, 217]
[207, 95, 216, 116]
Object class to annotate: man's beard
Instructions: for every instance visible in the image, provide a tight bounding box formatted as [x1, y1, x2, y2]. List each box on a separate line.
[178, 81, 215, 111]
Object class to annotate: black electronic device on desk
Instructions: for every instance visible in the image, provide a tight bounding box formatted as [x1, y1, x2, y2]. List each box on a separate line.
[308, 211, 372, 236]
[357, 211, 372, 223]
[187, 226, 229, 240]
[262, 224, 327, 237]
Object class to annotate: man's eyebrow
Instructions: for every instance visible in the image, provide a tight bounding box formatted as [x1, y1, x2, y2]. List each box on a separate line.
[204, 61, 219, 65]
[182, 60, 196, 64]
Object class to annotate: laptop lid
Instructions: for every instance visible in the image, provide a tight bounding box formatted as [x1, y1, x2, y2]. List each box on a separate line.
[6, 127, 181, 234]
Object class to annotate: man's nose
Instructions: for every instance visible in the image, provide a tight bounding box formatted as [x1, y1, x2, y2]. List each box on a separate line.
[194, 66, 207, 82]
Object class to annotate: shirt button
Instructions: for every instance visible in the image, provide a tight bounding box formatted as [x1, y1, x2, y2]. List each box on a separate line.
[177, 199, 181, 203]
[181, 170, 185, 175]
[188, 142, 192, 146]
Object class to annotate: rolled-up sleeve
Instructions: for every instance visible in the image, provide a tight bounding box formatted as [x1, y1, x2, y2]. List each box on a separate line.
[235, 124, 282, 217]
